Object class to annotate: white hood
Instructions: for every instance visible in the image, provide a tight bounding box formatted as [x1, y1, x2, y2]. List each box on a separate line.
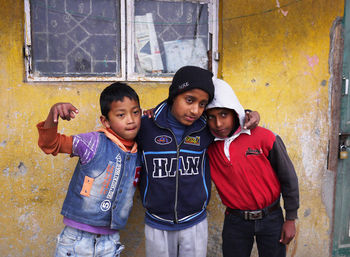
[206, 78, 246, 129]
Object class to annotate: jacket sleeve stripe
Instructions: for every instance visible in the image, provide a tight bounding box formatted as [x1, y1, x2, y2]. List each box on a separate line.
[144, 150, 177, 155]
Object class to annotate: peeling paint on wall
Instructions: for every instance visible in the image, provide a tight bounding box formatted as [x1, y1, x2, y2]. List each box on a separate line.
[276, 0, 289, 16]
[322, 169, 335, 221]
[18, 162, 27, 175]
[307, 55, 320, 69]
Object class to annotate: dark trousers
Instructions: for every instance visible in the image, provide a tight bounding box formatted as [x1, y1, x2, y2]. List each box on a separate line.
[222, 208, 286, 257]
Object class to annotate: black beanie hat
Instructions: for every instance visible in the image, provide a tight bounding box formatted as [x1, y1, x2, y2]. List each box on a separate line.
[167, 66, 214, 104]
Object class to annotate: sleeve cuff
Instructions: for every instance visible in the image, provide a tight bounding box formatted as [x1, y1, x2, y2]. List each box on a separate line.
[37, 121, 73, 155]
[285, 210, 298, 220]
[37, 121, 59, 146]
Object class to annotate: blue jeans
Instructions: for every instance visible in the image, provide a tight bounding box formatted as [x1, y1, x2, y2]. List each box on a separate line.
[54, 226, 124, 257]
[222, 208, 286, 257]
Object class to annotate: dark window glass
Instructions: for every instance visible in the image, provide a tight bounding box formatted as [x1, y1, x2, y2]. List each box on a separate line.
[30, 0, 121, 77]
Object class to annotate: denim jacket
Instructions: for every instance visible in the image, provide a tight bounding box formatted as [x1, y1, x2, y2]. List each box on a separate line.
[61, 132, 141, 230]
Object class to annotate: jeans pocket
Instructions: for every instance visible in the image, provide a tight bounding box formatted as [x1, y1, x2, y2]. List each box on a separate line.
[60, 226, 81, 245]
[266, 208, 284, 223]
[55, 227, 81, 257]
[225, 212, 244, 225]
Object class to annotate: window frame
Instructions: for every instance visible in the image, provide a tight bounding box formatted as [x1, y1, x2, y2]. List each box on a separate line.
[24, 0, 219, 82]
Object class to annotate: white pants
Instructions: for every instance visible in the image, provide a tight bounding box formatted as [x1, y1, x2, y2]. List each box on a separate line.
[145, 218, 208, 257]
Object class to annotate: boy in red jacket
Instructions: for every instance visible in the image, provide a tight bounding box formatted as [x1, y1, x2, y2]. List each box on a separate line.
[206, 78, 299, 257]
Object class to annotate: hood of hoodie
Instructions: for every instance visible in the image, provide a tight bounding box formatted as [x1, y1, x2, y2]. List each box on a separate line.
[206, 78, 246, 129]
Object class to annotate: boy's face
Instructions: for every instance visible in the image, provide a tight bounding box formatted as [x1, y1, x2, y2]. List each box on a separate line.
[206, 108, 235, 138]
[171, 89, 209, 126]
[100, 97, 141, 140]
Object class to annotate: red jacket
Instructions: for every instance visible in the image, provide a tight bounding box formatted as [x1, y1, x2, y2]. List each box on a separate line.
[208, 126, 299, 220]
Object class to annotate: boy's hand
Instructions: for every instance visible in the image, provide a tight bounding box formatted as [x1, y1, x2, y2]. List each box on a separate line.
[279, 219, 296, 245]
[44, 103, 79, 128]
[243, 111, 260, 130]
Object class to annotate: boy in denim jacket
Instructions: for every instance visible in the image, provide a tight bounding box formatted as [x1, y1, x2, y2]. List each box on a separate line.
[37, 82, 142, 257]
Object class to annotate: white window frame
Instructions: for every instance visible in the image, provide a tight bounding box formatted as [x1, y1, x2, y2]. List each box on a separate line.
[24, 0, 218, 82]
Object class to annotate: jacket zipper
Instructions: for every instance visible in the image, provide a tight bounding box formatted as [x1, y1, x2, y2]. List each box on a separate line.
[174, 144, 180, 223]
[157, 127, 181, 223]
[154, 115, 207, 224]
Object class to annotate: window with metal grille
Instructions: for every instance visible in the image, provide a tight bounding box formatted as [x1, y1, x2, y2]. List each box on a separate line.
[24, 0, 218, 82]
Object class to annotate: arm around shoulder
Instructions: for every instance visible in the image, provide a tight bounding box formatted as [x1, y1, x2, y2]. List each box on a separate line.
[243, 110, 260, 130]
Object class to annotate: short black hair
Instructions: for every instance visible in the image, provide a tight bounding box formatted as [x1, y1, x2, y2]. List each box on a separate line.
[100, 82, 140, 118]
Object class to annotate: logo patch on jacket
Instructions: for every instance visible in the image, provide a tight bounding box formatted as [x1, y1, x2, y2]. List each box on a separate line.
[155, 135, 172, 145]
[133, 166, 141, 186]
[245, 147, 262, 156]
[98, 154, 122, 212]
[100, 200, 111, 212]
[184, 136, 200, 146]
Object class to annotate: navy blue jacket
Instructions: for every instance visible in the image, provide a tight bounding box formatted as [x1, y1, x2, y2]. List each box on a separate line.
[138, 101, 214, 229]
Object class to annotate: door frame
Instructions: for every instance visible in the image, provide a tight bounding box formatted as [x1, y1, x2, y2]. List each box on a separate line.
[331, 1, 350, 255]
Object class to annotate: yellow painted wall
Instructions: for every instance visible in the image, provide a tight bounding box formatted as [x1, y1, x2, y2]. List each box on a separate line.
[210, 0, 344, 256]
[0, 0, 344, 256]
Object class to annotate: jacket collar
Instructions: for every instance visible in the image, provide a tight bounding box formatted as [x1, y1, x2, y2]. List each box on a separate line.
[97, 127, 138, 153]
[213, 126, 251, 142]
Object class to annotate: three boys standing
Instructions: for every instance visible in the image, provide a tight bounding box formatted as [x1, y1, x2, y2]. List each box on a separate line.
[37, 65, 298, 257]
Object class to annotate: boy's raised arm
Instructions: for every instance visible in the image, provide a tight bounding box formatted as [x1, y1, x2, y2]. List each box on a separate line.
[44, 102, 79, 128]
[38, 102, 78, 155]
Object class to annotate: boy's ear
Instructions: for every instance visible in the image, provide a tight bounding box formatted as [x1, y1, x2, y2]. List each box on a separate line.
[100, 115, 110, 128]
